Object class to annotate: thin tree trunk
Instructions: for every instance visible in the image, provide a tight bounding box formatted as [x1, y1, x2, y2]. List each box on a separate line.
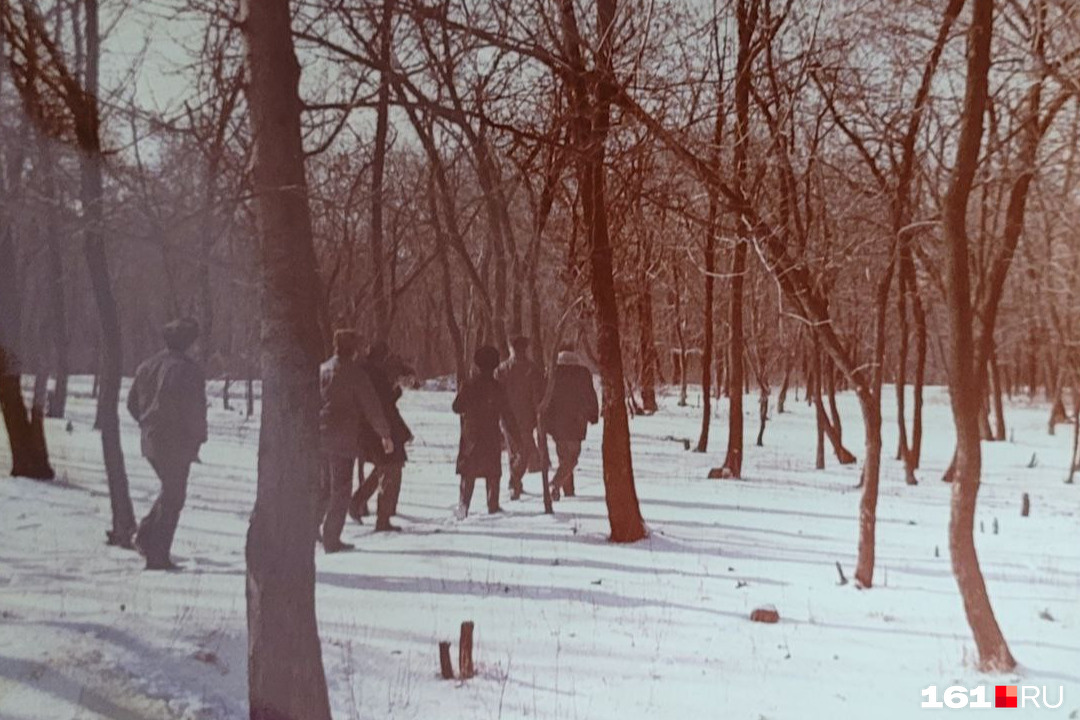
[990, 349, 1006, 441]
[637, 242, 658, 414]
[241, 0, 334, 716]
[717, 0, 754, 480]
[41, 142, 69, 419]
[369, 0, 393, 341]
[942, 0, 1016, 672]
[80, 0, 135, 543]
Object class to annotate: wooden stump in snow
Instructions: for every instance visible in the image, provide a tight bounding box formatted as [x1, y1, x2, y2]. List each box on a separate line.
[1021, 493, 1030, 517]
[459, 621, 475, 679]
[438, 641, 454, 680]
[750, 605, 780, 624]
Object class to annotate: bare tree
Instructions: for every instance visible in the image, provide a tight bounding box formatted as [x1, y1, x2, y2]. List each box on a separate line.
[240, 0, 333, 716]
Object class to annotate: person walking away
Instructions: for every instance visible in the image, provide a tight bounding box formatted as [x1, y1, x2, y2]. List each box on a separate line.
[542, 347, 598, 500]
[453, 345, 516, 518]
[496, 336, 544, 500]
[350, 342, 413, 531]
[318, 329, 392, 552]
[126, 318, 207, 570]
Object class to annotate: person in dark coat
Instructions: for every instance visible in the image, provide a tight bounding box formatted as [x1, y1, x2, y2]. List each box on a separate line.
[350, 341, 413, 531]
[453, 345, 516, 518]
[126, 318, 207, 570]
[495, 336, 544, 500]
[317, 329, 392, 552]
[542, 347, 598, 500]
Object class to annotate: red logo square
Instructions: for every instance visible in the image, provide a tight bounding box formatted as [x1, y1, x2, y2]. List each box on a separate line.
[996, 685, 1017, 708]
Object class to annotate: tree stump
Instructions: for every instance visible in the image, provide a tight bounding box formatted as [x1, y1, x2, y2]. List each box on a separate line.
[1021, 493, 1030, 517]
[750, 605, 780, 623]
[459, 621, 475, 679]
[438, 641, 454, 680]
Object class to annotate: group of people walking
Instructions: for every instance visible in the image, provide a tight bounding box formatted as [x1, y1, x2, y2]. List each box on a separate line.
[122, 319, 600, 568]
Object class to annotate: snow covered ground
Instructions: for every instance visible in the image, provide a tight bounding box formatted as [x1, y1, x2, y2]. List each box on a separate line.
[0, 377, 1077, 719]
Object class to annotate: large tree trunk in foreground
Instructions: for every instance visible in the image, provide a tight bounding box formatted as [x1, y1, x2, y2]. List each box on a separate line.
[80, 0, 135, 542]
[942, 0, 1015, 673]
[241, 0, 334, 717]
[560, 0, 646, 542]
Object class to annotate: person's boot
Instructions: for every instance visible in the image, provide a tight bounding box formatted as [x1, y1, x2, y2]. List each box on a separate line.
[107, 528, 136, 550]
[145, 557, 182, 571]
[347, 494, 365, 524]
[323, 540, 355, 553]
[374, 522, 402, 532]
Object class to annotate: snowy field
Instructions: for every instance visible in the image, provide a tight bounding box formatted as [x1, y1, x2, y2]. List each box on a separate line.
[0, 377, 1077, 720]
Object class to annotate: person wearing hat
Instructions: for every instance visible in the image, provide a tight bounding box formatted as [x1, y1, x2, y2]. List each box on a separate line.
[542, 345, 598, 500]
[495, 336, 545, 500]
[349, 341, 413, 531]
[126, 317, 207, 570]
[452, 345, 517, 518]
[317, 329, 393, 552]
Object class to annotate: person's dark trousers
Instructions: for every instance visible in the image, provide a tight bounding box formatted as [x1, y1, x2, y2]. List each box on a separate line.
[136, 453, 191, 565]
[353, 462, 403, 524]
[354, 462, 403, 528]
[320, 454, 356, 547]
[552, 440, 581, 498]
[459, 475, 500, 516]
[508, 446, 528, 495]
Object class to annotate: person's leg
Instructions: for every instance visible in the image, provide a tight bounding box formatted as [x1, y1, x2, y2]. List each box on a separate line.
[508, 449, 527, 499]
[316, 458, 333, 534]
[563, 441, 582, 497]
[153, 458, 190, 565]
[458, 475, 476, 517]
[350, 463, 379, 522]
[321, 456, 355, 550]
[550, 441, 570, 500]
[386, 462, 404, 516]
[375, 463, 403, 531]
[135, 457, 167, 559]
[486, 475, 501, 513]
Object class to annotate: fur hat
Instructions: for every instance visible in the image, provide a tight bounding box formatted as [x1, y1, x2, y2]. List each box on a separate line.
[474, 345, 500, 372]
[163, 318, 200, 353]
[510, 336, 530, 354]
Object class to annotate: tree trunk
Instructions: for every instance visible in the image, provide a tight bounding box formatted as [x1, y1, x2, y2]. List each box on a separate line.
[942, 0, 1016, 672]
[853, 396, 881, 587]
[80, 0, 136, 543]
[41, 143, 69, 419]
[911, 299, 927, 466]
[990, 349, 1006, 441]
[717, 0, 754, 479]
[241, 0, 334, 716]
[368, 0, 394, 341]
[696, 72, 724, 452]
[637, 247, 658, 414]
[560, 0, 646, 543]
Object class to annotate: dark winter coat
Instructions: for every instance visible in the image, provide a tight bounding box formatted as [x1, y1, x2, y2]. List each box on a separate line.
[542, 353, 599, 442]
[360, 358, 412, 465]
[495, 354, 544, 437]
[453, 373, 517, 478]
[127, 349, 208, 463]
[318, 355, 390, 458]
